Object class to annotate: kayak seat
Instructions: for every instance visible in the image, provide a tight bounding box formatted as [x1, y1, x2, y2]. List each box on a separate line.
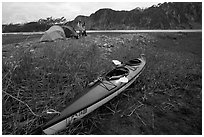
[126, 59, 141, 66]
[106, 67, 129, 80]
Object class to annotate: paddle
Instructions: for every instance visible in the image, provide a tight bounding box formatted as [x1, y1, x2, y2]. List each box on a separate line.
[112, 60, 122, 66]
[116, 77, 128, 83]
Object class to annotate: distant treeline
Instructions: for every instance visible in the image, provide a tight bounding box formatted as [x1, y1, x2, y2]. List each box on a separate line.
[2, 2, 202, 33]
[3, 17, 67, 33]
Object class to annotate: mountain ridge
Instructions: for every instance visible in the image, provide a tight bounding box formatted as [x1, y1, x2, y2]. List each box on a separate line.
[67, 2, 202, 30]
[2, 2, 202, 33]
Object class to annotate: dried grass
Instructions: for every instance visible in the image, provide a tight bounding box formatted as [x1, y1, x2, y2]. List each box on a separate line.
[2, 32, 202, 134]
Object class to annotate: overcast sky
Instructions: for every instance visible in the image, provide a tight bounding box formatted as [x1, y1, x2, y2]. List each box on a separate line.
[2, 2, 160, 24]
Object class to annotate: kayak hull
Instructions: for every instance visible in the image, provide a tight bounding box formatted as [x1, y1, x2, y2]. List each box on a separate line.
[43, 66, 143, 134]
[33, 55, 146, 135]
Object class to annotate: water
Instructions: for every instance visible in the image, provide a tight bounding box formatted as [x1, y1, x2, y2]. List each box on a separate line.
[87, 29, 202, 33]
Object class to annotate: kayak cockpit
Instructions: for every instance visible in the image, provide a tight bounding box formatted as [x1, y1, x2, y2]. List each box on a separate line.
[126, 58, 142, 66]
[105, 67, 129, 80]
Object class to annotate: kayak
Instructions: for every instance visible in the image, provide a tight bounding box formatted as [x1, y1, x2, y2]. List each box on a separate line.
[31, 54, 146, 134]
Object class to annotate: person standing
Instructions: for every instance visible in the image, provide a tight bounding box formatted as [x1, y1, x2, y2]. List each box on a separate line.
[77, 20, 87, 37]
[77, 20, 83, 36]
[82, 22, 87, 36]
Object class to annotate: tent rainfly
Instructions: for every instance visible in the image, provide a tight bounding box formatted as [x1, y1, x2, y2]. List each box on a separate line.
[40, 25, 78, 42]
[40, 25, 66, 42]
[62, 26, 78, 39]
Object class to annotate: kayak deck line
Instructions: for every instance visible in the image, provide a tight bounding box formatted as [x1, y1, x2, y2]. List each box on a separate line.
[43, 68, 144, 134]
[44, 69, 143, 134]
[98, 79, 117, 91]
[89, 67, 130, 91]
[34, 57, 146, 134]
[31, 56, 146, 135]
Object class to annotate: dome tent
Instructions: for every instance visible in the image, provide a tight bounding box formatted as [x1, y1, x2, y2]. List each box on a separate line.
[40, 25, 66, 42]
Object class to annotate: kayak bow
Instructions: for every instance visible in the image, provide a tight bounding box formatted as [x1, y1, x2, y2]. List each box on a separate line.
[31, 54, 146, 134]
